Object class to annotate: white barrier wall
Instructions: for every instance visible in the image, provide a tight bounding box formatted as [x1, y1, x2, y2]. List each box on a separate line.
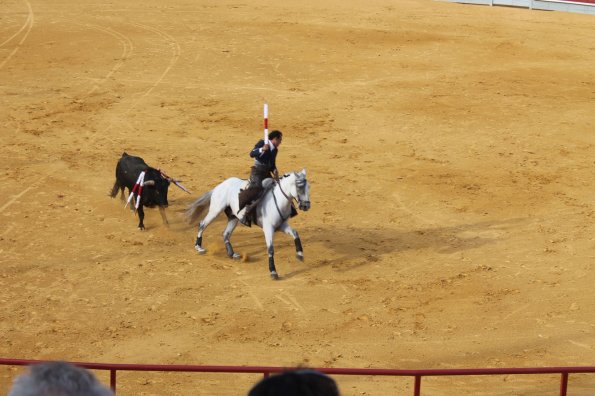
[440, 0, 595, 14]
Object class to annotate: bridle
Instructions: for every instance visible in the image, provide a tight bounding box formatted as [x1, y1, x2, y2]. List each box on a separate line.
[275, 174, 297, 205]
[271, 173, 309, 221]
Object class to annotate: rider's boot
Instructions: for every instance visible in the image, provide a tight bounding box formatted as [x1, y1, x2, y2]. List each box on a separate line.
[238, 201, 256, 227]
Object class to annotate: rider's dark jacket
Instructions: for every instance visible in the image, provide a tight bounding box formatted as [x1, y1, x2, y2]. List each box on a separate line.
[250, 140, 278, 173]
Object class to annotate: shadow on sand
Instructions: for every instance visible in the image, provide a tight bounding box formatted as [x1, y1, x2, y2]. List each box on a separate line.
[166, 200, 528, 280]
[279, 217, 528, 279]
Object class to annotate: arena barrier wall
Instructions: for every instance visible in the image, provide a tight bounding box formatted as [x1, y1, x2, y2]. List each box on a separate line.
[440, 0, 595, 14]
[1, 358, 595, 395]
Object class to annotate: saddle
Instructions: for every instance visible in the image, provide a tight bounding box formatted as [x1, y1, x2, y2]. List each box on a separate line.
[238, 178, 297, 221]
[238, 179, 274, 208]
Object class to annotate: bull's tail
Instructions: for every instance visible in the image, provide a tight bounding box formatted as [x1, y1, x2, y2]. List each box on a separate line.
[109, 179, 121, 198]
[185, 190, 213, 225]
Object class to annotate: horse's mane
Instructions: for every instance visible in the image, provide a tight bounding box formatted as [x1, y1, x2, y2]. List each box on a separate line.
[281, 172, 305, 179]
[280, 172, 307, 187]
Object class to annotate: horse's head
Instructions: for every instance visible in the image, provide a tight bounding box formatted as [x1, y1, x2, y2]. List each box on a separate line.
[293, 169, 310, 211]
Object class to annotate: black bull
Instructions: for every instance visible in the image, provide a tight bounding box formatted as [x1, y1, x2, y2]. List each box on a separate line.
[110, 152, 171, 230]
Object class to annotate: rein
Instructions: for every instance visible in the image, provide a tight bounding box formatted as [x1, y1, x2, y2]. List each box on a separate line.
[271, 187, 290, 223]
[271, 176, 297, 222]
[274, 175, 297, 205]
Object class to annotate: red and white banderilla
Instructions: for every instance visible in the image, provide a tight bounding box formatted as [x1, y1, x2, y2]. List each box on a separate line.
[125, 171, 145, 210]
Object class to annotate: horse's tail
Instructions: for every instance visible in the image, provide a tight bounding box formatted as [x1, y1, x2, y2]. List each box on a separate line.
[185, 190, 213, 224]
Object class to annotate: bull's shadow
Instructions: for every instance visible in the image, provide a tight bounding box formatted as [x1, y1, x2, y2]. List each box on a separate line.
[278, 217, 527, 278]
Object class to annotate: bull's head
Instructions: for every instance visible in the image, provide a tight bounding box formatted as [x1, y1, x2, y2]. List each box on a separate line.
[142, 173, 170, 208]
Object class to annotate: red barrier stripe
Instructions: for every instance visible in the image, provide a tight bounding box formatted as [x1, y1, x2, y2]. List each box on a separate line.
[1, 358, 594, 395]
[1, 358, 594, 375]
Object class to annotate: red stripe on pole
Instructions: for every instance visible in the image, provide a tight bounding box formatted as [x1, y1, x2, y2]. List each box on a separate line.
[264, 119, 268, 129]
[136, 186, 143, 207]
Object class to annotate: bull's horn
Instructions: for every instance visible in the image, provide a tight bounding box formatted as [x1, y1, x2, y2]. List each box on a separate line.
[143, 180, 155, 186]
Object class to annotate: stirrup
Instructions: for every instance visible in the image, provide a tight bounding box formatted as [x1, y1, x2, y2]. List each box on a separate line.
[239, 215, 251, 227]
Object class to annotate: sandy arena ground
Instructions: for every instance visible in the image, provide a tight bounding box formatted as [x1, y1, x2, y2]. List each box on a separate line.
[1, 0, 594, 394]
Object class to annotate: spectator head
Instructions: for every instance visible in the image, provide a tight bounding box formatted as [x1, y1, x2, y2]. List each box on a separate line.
[248, 369, 340, 396]
[8, 361, 114, 396]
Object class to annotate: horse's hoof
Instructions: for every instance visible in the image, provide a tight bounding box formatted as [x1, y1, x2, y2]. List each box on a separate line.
[296, 252, 304, 262]
[270, 271, 279, 280]
[231, 253, 241, 260]
[195, 245, 206, 254]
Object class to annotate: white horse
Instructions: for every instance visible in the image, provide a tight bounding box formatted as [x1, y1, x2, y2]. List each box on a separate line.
[186, 169, 311, 279]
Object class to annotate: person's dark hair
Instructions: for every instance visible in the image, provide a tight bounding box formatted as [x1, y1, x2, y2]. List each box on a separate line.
[268, 130, 282, 140]
[248, 369, 340, 396]
[8, 361, 114, 396]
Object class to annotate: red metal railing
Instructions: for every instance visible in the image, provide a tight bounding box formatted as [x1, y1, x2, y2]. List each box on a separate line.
[1, 358, 594, 395]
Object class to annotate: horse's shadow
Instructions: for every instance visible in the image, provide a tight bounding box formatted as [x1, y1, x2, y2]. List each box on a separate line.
[280, 217, 528, 279]
[166, 199, 527, 280]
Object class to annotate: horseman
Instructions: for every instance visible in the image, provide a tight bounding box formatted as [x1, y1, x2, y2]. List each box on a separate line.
[237, 130, 283, 227]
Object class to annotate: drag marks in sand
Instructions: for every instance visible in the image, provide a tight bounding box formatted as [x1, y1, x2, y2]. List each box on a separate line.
[125, 22, 181, 113]
[80, 23, 134, 96]
[0, 0, 34, 69]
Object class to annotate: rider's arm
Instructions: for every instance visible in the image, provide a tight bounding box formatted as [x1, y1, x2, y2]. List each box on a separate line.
[250, 140, 266, 158]
[271, 150, 278, 177]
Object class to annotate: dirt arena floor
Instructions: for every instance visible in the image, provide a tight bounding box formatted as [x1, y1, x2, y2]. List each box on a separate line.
[1, 0, 594, 394]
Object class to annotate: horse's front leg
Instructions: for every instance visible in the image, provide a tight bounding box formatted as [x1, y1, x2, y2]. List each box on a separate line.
[263, 225, 278, 280]
[279, 222, 303, 261]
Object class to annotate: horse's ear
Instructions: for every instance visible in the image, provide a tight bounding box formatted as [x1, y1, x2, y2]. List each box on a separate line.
[301, 168, 307, 177]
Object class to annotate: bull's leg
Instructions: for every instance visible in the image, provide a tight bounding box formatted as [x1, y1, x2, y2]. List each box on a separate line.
[223, 207, 240, 260]
[159, 206, 169, 226]
[279, 222, 304, 262]
[194, 209, 219, 254]
[263, 225, 278, 280]
[119, 186, 125, 201]
[137, 205, 145, 230]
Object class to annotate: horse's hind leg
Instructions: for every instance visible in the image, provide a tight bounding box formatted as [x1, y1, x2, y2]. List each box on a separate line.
[223, 207, 240, 260]
[263, 225, 279, 280]
[194, 208, 220, 254]
[279, 222, 304, 261]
